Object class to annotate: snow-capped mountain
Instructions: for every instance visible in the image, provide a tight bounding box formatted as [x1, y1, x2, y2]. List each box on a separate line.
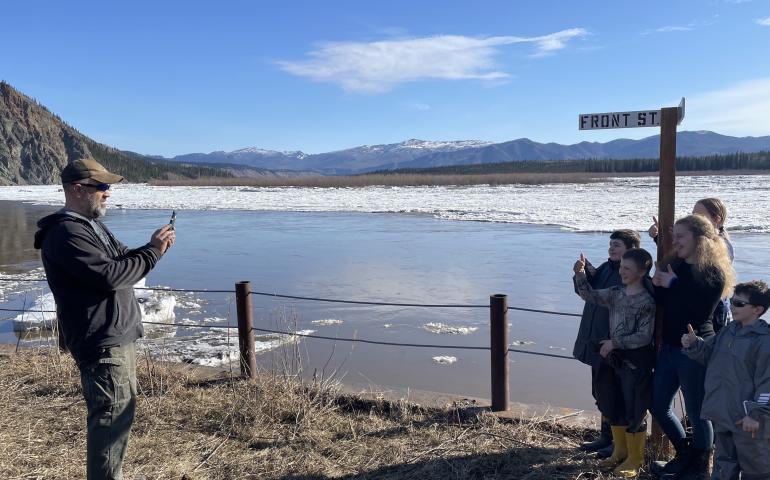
[170, 139, 493, 173]
[167, 132, 770, 174]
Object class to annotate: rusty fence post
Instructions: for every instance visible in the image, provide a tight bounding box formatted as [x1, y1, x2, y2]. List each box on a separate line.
[490, 294, 509, 412]
[235, 281, 257, 379]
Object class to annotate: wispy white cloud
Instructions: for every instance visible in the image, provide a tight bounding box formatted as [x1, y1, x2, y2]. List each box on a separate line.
[757, 17, 770, 26]
[277, 29, 588, 93]
[684, 77, 770, 136]
[643, 25, 694, 35]
[642, 16, 718, 35]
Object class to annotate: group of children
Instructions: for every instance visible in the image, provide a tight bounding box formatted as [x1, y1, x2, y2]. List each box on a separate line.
[572, 198, 770, 480]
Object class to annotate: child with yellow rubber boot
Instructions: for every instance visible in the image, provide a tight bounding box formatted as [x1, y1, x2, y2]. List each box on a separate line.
[574, 248, 656, 478]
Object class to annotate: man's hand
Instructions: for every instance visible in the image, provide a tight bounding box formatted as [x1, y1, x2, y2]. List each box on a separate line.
[599, 339, 615, 358]
[681, 324, 698, 349]
[150, 225, 176, 254]
[648, 216, 659, 238]
[653, 263, 677, 288]
[736, 416, 760, 438]
[574, 253, 587, 274]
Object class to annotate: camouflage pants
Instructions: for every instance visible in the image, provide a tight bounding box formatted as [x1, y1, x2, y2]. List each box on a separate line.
[78, 342, 137, 480]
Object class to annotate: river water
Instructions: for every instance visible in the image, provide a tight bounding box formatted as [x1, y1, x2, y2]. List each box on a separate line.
[1, 176, 768, 411]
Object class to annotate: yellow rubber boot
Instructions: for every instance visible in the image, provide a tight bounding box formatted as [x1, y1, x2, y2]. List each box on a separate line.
[614, 431, 646, 478]
[598, 426, 628, 468]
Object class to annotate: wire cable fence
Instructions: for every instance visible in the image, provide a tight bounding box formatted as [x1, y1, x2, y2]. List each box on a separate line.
[0, 275, 580, 362]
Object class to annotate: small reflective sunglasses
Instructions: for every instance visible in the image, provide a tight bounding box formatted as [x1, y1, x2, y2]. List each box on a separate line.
[729, 297, 753, 308]
[75, 182, 111, 192]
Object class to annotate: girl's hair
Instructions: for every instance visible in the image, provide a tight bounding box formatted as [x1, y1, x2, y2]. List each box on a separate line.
[673, 214, 735, 298]
[695, 198, 728, 237]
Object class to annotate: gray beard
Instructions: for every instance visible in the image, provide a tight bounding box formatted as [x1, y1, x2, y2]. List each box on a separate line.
[90, 203, 107, 219]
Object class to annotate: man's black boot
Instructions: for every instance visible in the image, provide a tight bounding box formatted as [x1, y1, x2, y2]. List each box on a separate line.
[580, 419, 613, 452]
[650, 437, 692, 477]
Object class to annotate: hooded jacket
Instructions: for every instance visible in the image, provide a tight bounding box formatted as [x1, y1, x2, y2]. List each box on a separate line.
[34, 211, 162, 363]
[572, 259, 621, 366]
[685, 319, 770, 437]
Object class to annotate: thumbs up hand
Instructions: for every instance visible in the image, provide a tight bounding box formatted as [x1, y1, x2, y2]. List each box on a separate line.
[648, 216, 660, 238]
[574, 253, 587, 274]
[653, 263, 678, 288]
[681, 324, 699, 349]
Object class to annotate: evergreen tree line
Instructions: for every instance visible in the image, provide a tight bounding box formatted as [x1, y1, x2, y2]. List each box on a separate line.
[379, 151, 770, 176]
[86, 140, 232, 182]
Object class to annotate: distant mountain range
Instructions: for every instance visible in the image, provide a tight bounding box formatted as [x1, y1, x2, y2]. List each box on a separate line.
[2, 80, 770, 185]
[167, 132, 770, 174]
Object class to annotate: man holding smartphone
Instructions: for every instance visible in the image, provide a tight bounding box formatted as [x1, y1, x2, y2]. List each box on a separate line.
[34, 157, 175, 480]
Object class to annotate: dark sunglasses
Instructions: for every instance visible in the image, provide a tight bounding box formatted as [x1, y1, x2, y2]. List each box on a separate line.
[74, 182, 111, 192]
[730, 298, 754, 308]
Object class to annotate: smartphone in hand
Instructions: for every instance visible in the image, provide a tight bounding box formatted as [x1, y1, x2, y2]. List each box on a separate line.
[169, 210, 176, 230]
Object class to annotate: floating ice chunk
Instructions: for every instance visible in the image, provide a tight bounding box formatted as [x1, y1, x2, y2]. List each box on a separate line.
[548, 346, 566, 351]
[383, 324, 393, 328]
[12, 293, 56, 331]
[140, 328, 316, 367]
[0, 267, 47, 303]
[13, 279, 177, 333]
[423, 322, 478, 335]
[432, 356, 457, 365]
[511, 340, 535, 346]
[311, 319, 343, 326]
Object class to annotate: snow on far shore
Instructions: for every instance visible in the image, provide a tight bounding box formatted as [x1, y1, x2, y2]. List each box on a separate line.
[2, 176, 769, 232]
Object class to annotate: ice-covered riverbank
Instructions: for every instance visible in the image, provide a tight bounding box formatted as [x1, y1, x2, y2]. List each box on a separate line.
[2, 174, 769, 232]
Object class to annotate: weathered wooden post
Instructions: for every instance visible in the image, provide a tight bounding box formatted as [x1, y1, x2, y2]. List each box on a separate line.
[235, 281, 257, 379]
[649, 103, 682, 457]
[490, 294, 509, 411]
[579, 99, 685, 456]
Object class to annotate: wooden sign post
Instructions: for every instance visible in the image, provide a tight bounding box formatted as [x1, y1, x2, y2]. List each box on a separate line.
[579, 98, 685, 457]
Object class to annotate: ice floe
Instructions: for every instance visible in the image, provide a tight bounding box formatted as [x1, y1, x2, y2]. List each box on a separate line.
[432, 356, 457, 365]
[422, 322, 478, 335]
[1, 176, 769, 232]
[139, 328, 316, 367]
[311, 319, 344, 326]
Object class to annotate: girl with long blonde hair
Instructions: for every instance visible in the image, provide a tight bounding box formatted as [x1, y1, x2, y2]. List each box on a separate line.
[649, 214, 736, 479]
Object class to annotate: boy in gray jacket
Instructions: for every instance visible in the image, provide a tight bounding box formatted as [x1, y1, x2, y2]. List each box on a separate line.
[683, 280, 770, 480]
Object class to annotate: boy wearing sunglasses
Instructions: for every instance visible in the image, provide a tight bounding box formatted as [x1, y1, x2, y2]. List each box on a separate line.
[682, 280, 770, 479]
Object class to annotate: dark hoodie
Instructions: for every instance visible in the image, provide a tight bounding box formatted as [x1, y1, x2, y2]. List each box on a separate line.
[572, 259, 621, 366]
[34, 211, 162, 363]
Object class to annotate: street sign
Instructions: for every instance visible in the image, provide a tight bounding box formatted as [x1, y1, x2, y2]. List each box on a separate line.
[579, 110, 660, 130]
[579, 97, 685, 130]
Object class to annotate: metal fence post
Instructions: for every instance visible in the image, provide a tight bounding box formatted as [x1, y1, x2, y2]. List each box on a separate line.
[235, 281, 257, 379]
[490, 294, 509, 411]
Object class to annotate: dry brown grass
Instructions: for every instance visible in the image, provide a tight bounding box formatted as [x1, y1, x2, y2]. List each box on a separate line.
[0, 346, 651, 480]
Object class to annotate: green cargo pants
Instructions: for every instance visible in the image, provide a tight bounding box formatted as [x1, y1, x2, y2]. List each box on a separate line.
[78, 342, 137, 480]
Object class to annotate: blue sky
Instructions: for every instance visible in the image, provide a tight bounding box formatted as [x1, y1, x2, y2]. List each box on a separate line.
[3, 0, 770, 156]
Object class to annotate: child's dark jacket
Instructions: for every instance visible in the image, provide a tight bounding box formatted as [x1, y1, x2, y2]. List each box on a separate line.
[572, 260, 620, 366]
